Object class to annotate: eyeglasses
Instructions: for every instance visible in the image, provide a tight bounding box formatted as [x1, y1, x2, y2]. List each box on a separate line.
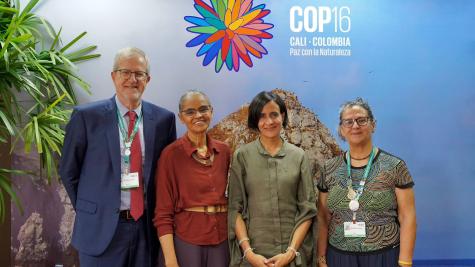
[115, 69, 148, 81]
[340, 117, 371, 128]
[181, 105, 211, 117]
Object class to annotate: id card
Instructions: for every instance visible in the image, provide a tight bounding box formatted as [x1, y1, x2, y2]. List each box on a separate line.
[344, 221, 366, 237]
[121, 172, 139, 189]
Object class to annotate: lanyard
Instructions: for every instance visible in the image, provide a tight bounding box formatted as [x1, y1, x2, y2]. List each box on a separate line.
[116, 107, 142, 171]
[346, 147, 376, 202]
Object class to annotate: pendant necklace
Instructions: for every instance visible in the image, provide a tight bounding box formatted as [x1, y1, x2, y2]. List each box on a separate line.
[346, 147, 376, 221]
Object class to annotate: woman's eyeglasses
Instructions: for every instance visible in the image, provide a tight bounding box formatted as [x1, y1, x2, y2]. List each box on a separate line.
[340, 117, 370, 128]
[181, 105, 211, 117]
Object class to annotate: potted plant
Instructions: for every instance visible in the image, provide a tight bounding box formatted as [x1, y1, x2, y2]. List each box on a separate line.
[0, 0, 100, 221]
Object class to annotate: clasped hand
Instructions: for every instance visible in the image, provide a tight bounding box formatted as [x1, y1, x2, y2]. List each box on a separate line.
[247, 250, 294, 267]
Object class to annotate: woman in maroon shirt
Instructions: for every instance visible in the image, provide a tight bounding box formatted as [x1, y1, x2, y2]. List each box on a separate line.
[153, 90, 231, 267]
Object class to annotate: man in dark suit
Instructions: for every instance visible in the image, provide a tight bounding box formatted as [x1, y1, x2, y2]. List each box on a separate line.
[60, 47, 176, 266]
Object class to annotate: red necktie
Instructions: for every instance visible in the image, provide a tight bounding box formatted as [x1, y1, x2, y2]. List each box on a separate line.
[127, 111, 144, 220]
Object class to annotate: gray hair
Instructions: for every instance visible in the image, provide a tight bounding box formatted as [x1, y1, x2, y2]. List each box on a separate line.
[113, 47, 150, 73]
[338, 97, 376, 141]
[178, 90, 212, 111]
[338, 97, 375, 122]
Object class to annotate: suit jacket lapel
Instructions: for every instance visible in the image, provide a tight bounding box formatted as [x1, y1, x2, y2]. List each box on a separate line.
[105, 97, 121, 184]
[142, 101, 155, 189]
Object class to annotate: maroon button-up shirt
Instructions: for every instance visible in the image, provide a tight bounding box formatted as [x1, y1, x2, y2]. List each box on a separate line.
[153, 135, 230, 245]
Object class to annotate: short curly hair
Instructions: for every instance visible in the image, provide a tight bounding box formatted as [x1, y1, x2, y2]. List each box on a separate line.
[338, 97, 376, 141]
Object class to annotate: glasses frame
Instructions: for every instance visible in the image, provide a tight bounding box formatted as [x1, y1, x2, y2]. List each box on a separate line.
[114, 69, 149, 81]
[340, 117, 371, 128]
[180, 105, 212, 117]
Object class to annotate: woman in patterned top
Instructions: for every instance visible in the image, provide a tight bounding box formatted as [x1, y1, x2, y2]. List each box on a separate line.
[316, 97, 416, 267]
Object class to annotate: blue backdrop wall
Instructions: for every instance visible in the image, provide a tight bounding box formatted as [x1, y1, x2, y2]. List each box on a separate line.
[26, 0, 475, 261]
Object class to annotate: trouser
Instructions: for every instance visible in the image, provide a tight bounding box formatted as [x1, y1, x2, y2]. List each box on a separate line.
[79, 216, 150, 267]
[158, 235, 230, 267]
[327, 244, 400, 267]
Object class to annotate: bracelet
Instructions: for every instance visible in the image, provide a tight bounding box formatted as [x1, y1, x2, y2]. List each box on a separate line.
[317, 255, 327, 264]
[398, 260, 412, 266]
[285, 246, 300, 257]
[238, 237, 250, 246]
[242, 247, 254, 260]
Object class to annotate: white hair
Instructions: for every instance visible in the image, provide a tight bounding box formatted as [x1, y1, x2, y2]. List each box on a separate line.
[113, 47, 150, 73]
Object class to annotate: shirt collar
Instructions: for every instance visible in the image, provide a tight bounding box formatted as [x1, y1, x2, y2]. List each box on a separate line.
[181, 133, 220, 157]
[115, 95, 142, 118]
[256, 137, 287, 157]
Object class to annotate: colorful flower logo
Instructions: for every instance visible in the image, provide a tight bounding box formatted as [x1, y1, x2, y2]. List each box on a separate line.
[185, 0, 273, 73]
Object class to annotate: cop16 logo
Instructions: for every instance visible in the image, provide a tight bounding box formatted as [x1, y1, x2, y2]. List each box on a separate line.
[290, 6, 351, 33]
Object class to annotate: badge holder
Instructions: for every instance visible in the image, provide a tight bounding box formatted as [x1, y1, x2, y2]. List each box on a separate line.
[344, 198, 366, 237]
[120, 143, 139, 190]
[343, 148, 376, 238]
[117, 109, 142, 191]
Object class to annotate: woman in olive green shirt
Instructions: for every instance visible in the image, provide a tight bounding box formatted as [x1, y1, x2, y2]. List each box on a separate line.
[228, 91, 317, 267]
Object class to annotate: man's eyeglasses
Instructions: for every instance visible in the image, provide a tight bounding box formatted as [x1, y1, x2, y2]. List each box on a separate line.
[115, 69, 148, 81]
[340, 117, 371, 128]
[181, 105, 211, 117]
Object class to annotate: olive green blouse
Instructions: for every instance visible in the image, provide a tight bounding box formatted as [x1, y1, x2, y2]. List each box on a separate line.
[227, 139, 317, 267]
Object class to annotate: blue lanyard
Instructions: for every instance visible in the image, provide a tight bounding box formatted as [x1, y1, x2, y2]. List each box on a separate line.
[346, 147, 376, 201]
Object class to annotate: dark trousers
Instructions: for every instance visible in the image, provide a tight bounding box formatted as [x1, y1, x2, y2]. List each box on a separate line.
[158, 235, 229, 267]
[79, 217, 150, 267]
[327, 244, 400, 267]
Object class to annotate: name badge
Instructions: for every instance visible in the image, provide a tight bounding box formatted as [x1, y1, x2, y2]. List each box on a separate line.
[121, 172, 139, 189]
[344, 221, 366, 237]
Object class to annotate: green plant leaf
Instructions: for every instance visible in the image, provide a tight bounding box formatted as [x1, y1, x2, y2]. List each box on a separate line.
[0, 6, 18, 14]
[18, 0, 40, 21]
[0, 110, 15, 135]
[0, 172, 24, 216]
[11, 33, 32, 42]
[69, 53, 100, 63]
[0, 167, 28, 215]
[49, 26, 62, 51]
[39, 17, 56, 39]
[33, 116, 42, 153]
[0, 0, 101, 221]
[64, 45, 97, 59]
[60, 31, 87, 53]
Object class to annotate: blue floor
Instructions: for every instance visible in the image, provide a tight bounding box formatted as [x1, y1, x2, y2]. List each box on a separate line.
[414, 259, 475, 267]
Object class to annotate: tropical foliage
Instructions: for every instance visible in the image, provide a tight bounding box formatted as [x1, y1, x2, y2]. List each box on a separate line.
[0, 0, 100, 221]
